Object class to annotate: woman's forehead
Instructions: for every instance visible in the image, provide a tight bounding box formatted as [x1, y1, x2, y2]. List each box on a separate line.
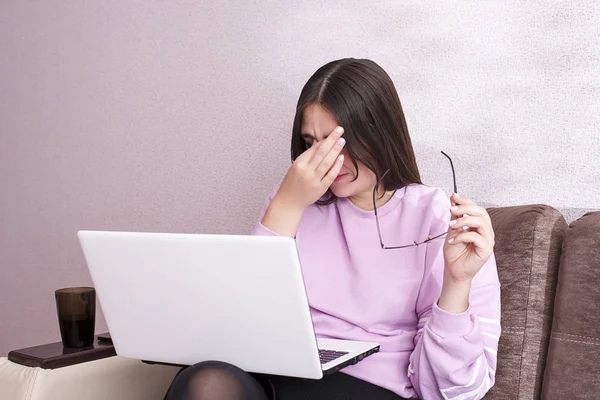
[301, 104, 339, 140]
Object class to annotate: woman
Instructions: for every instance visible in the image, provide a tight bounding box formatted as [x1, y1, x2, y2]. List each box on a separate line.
[166, 58, 501, 400]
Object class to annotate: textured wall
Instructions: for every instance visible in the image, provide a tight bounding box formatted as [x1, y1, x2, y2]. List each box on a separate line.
[1, 1, 599, 355]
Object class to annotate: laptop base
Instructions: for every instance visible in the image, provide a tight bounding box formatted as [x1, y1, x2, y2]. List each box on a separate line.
[141, 345, 380, 377]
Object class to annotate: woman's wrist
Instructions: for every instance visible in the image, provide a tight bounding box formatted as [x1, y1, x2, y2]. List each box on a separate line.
[437, 277, 472, 314]
[260, 194, 306, 238]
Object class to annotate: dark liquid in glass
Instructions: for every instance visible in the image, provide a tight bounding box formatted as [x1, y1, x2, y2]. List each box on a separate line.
[58, 314, 95, 348]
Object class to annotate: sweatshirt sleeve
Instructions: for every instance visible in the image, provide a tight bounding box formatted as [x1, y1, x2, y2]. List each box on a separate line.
[250, 184, 283, 237]
[408, 192, 501, 400]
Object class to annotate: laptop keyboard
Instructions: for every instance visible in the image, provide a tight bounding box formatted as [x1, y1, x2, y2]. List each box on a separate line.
[319, 349, 348, 364]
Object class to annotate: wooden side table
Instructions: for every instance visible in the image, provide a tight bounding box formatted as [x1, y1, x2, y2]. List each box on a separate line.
[8, 333, 116, 369]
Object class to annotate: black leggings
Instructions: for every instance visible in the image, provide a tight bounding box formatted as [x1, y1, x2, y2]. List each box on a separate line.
[164, 360, 405, 400]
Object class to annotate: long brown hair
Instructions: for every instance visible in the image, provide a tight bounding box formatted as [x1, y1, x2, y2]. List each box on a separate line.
[291, 58, 422, 205]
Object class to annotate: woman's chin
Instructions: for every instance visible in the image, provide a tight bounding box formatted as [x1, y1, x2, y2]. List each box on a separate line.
[330, 183, 353, 198]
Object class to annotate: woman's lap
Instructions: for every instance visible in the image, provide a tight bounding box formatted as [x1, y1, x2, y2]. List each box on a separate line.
[257, 371, 405, 400]
[165, 360, 404, 400]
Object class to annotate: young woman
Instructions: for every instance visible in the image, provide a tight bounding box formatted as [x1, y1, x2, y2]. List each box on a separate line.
[166, 58, 501, 400]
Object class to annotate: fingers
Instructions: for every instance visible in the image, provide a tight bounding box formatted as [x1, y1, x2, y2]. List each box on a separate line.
[449, 193, 471, 222]
[450, 203, 492, 227]
[448, 196, 495, 244]
[296, 137, 323, 161]
[451, 193, 475, 206]
[307, 126, 345, 170]
[316, 135, 346, 178]
[448, 215, 492, 241]
[447, 231, 490, 252]
[321, 154, 345, 186]
[450, 204, 487, 220]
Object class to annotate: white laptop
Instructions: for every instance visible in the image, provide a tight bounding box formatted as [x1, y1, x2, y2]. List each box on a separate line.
[77, 230, 379, 379]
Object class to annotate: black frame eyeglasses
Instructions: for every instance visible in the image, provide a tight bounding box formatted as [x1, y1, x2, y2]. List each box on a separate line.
[373, 151, 457, 250]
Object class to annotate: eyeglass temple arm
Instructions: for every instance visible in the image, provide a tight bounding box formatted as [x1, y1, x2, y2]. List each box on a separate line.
[373, 169, 389, 249]
[440, 151, 457, 194]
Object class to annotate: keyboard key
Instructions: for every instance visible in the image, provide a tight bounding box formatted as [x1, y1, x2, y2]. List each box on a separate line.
[319, 349, 348, 364]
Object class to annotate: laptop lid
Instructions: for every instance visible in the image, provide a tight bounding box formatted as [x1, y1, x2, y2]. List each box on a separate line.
[77, 230, 325, 379]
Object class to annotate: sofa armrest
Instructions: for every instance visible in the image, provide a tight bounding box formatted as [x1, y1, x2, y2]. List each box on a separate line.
[0, 356, 180, 400]
[485, 204, 567, 399]
[542, 211, 600, 399]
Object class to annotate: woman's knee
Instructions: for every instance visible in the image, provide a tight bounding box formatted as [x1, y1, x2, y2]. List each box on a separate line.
[171, 360, 242, 388]
[188, 360, 245, 374]
[186, 362, 240, 392]
[166, 360, 267, 400]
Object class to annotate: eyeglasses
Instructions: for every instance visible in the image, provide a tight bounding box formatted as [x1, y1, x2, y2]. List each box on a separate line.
[373, 151, 457, 249]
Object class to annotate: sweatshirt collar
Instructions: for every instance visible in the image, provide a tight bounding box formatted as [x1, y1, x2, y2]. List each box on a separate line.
[336, 185, 408, 219]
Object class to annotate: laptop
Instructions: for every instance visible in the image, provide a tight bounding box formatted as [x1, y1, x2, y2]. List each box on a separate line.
[77, 230, 379, 379]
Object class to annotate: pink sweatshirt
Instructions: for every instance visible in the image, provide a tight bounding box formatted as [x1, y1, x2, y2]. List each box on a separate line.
[251, 183, 501, 400]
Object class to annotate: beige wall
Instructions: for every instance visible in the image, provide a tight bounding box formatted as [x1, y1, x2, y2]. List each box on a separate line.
[1, 2, 599, 355]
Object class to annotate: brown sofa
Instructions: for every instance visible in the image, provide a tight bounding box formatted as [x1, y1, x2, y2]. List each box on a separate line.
[0, 205, 598, 399]
[485, 206, 600, 399]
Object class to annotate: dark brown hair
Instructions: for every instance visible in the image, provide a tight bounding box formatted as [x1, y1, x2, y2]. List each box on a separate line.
[291, 58, 422, 205]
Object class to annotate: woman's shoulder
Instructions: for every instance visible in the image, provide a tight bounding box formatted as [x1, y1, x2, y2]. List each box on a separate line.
[401, 183, 451, 212]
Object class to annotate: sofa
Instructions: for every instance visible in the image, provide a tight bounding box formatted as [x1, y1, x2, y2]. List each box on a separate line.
[1, 205, 599, 400]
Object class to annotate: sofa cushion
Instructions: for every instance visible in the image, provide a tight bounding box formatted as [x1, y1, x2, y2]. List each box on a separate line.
[485, 205, 567, 399]
[542, 211, 600, 399]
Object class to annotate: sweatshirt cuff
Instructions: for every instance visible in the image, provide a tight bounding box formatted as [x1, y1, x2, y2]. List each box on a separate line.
[251, 222, 282, 237]
[428, 302, 474, 338]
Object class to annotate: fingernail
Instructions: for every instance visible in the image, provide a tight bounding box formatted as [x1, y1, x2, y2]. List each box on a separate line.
[454, 193, 460, 198]
[463, 226, 469, 230]
[336, 126, 344, 134]
[448, 238, 455, 243]
[451, 206, 459, 211]
[338, 138, 346, 146]
[449, 220, 457, 225]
